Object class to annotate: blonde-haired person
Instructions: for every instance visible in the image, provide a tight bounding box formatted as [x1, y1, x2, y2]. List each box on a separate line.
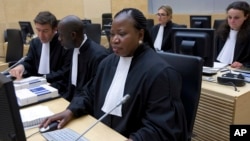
[150, 5, 182, 52]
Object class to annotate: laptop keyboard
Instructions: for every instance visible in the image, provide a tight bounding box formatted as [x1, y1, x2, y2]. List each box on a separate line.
[42, 128, 89, 141]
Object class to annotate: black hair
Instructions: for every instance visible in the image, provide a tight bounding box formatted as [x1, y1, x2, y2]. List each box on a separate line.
[114, 8, 154, 50]
[34, 11, 58, 29]
[217, 1, 250, 43]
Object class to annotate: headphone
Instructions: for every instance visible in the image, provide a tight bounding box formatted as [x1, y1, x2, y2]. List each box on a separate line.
[217, 72, 245, 87]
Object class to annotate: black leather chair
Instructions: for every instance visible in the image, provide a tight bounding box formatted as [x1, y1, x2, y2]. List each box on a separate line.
[146, 19, 154, 31]
[175, 24, 187, 28]
[4, 30, 7, 42]
[213, 19, 225, 30]
[84, 23, 101, 44]
[158, 52, 203, 141]
[6, 29, 24, 66]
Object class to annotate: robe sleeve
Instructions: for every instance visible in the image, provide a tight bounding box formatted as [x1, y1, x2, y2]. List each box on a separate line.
[129, 67, 188, 141]
[67, 78, 95, 117]
[45, 48, 72, 83]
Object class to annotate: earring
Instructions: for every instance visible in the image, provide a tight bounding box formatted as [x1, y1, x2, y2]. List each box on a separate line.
[139, 40, 143, 44]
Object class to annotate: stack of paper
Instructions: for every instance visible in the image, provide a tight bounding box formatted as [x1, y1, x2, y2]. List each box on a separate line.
[202, 62, 228, 75]
[14, 76, 47, 90]
[16, 84, 59, 107]
[20, 105, 54, 129]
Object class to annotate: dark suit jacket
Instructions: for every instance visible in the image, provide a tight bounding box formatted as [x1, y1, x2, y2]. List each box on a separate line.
[22, 33, 72, 84]
[150, 21, 181, 52]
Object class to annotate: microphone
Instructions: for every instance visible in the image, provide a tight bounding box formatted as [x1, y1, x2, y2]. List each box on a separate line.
[75, 94, 130, 141]
[1, 56, 27, 75]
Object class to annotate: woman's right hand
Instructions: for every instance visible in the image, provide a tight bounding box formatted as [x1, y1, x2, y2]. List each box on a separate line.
[39, 109, 74, 129]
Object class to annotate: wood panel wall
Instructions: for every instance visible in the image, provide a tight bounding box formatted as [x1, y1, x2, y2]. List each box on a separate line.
[0, 0, 111, 56]
[0, 0, 226, 57]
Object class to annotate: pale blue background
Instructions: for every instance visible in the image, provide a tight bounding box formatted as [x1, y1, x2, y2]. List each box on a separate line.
[148, 0, 250, 14]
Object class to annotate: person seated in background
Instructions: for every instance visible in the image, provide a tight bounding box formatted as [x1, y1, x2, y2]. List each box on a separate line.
[57, 15, 109, 101]
[40, 8, 188, 141]
[150, 5, 181, 52]
[216, 1, 250, 68]
[9, 11, 72, 90]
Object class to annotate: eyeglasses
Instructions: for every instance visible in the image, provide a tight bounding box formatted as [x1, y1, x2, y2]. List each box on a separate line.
[156, 13, 167, 17]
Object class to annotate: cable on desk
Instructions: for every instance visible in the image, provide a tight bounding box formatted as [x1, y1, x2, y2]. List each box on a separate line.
[26, 130, 40, 139]
[218, 81, 239, 92]
[203, 77, 239, 92]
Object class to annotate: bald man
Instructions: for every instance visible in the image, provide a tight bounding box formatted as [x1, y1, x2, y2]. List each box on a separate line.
[57, 15, 109, 101]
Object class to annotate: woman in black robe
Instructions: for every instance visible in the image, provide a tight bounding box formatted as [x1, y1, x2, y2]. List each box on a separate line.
[41, 8, 188, 141]
[215, 1, 250, 68]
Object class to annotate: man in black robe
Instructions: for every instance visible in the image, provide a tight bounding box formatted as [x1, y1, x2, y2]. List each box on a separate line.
[57, 15, 109, 101]
[9, 11, 72, 90]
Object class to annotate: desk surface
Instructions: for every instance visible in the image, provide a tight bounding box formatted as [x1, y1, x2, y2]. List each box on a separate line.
[193, 74, 250, 141]
[0, 62, 8, 71]
[25, 98, 127, 141]
[202, 73, 250, 99]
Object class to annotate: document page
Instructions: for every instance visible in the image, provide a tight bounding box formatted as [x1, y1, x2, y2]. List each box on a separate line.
[20, 105, 54, 129]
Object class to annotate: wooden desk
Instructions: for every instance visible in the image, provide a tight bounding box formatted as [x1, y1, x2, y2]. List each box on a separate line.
[25, 98, 127, 141]
[192, 75, 250, 141]
[0, 62, 9, 71]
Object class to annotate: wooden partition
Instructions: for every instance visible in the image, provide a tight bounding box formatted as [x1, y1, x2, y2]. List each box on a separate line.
[0, 0, 226, 57]
[0, 0, 111, 57]
[111, 0, 148, 18]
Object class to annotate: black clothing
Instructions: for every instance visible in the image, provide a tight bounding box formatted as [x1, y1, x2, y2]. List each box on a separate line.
[68, 44, 188, 141]
[150, 21, 180, 52]
[215, 33, 250, 67]
[22, 33, 72, 87]
[61, 39, 109, 101]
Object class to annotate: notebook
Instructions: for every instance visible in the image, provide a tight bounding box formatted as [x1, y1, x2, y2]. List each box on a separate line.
[20, 105, 54, 129]
[16, 84, 59, 107]
[13, 76, 47, 90]
[203, 62, 228, 75]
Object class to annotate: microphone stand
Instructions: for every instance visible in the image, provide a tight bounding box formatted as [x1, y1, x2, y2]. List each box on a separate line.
[75, 94, 130, 141]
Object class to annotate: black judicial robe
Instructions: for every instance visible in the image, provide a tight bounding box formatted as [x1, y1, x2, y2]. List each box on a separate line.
[68, 44, 188, 141]
[215, 34, 250, 67]
[22, 33, 72, 84]
[150, 21, 181, 52]
[61, 39, 109, 101]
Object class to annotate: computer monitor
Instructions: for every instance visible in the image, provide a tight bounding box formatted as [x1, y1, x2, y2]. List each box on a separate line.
[102, 13, 112, 31]
[171, 28, 215, 67]
[190, 15, 211, 28]
[82, 19, 92, 25]
[19, 21, 34, 43]
[0, 74, 26, 141]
